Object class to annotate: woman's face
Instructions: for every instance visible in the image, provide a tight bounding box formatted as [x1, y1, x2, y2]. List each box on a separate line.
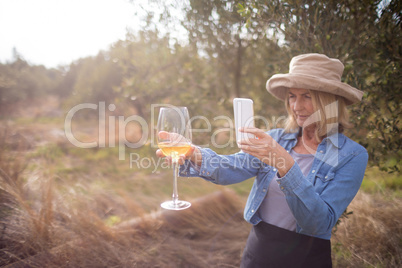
[288, 88, 315, 127]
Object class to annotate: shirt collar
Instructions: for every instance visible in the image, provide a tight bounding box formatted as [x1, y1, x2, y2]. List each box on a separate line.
[282, 131, 299, 140]
[324, 132, 346, 149]
[281, 128, 346, 149]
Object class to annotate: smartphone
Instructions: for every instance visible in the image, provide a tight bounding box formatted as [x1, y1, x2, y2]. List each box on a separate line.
[233, 98, 255, 146]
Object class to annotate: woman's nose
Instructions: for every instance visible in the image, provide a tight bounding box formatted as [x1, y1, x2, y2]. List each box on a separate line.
[293, 98, 304, 111]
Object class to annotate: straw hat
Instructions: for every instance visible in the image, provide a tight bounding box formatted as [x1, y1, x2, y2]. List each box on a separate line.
[266, 53, 364, 105]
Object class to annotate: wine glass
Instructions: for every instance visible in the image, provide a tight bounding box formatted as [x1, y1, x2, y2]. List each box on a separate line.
[157, 107, 192, 210]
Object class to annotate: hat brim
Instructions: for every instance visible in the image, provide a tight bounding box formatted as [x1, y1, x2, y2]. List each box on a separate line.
[266, 73, 363, 105]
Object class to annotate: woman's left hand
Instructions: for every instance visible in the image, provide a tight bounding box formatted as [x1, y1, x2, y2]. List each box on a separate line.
[238, 127, 294, 177]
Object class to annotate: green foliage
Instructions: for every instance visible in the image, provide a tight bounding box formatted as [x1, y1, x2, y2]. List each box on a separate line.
[66, 52, 123, 106]
[238, 0, 402, 173]
[0, 58, 63, 107]
[182, 0, 287, 111]
[2, 0, 400, 174]
[104, 215, 122, 227]
[361, 167, 402, 196]
[183, 0, 248, 99]
[352, 0, 402, 173]
[110, 31, 196, 117]
[30, 144, 64, 162]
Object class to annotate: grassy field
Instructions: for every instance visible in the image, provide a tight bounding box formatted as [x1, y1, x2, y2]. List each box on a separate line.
[0, 109, 401, 267]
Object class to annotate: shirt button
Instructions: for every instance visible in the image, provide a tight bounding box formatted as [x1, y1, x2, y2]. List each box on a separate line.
[263, 189, 266, 192]
[280, 187, 284, 190]
[273, 168, 277, 172]
[325, 176, 328, 179]
[319, 150, 324, 153]
[312, 170, 316, 173]
[251, 209, 255, 213]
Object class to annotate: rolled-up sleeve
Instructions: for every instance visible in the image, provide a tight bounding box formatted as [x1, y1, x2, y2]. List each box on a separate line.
[277, 149, 368, 238]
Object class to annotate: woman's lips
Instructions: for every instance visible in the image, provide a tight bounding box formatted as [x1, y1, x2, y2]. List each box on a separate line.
[297, 115, 309, 119]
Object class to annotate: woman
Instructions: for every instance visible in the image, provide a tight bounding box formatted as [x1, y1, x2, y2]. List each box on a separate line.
[156, 53, 368, 267]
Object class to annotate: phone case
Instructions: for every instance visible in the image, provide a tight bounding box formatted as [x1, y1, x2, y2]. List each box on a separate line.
[233, 98, 255, 146]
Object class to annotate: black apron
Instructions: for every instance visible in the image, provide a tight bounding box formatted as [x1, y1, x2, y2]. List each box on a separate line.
[241, 221, 332, 268]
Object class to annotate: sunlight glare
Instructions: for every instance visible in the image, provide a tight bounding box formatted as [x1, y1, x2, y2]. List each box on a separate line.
[0, 0, 144, 67]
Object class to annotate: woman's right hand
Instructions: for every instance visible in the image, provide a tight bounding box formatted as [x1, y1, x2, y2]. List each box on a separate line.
[156, 131, 202, 166]
[156, 146, 201, 165]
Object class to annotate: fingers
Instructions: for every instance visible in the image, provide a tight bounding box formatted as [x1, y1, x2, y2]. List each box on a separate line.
[177, 155, 187, 165]
[158, 131, 170, 140]
[239, 144, 268, 155]
[156, 146, 194, 165]
[178, 145, 196, 164]
[238, 135, 266, 146]
[158, 131, 189, 144]
[239, 127, 266, 139]
[161, 154, 187, 165]
[156, 149, 165, 158]
[185, 145, 196, 157]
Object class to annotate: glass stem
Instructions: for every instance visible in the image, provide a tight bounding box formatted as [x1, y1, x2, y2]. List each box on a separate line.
[172, 158, 179, 206]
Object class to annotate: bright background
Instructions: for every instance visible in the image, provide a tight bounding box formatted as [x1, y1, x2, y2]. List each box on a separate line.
[0, 0, 146, 68]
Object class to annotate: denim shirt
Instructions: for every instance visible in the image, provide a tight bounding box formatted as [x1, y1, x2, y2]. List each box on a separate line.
[180, 128, 368, 240]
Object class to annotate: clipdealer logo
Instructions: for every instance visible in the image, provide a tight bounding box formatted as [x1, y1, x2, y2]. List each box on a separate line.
[63, 101, 340, 170]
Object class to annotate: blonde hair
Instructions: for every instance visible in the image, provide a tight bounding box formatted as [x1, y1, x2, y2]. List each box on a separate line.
[284, 89, 352, 141]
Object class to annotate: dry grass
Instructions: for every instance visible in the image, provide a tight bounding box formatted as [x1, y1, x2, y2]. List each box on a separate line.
[0, 175, 249, 267]
[0, 123, 401, 267]
[0, 126, 250, 267]
[332, 191, 402, 267]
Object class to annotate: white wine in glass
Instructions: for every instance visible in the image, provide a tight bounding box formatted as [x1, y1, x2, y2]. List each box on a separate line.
[157, 107, 192, 210]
